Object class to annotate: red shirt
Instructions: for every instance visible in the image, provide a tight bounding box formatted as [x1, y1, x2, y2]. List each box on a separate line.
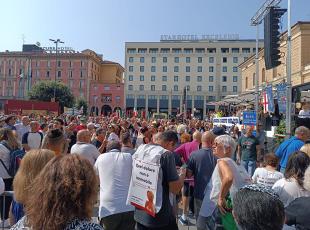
[76, 124, 87, 131]
[175, 140, 200, 163]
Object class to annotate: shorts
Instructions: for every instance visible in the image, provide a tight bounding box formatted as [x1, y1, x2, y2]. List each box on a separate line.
[182, 182, 194, 197]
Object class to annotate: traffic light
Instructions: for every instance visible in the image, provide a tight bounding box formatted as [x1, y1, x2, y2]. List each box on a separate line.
[264, 7, 287, 70]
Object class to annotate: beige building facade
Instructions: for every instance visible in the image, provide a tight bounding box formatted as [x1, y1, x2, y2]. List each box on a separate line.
[240, 22, 310, 98]
[125, 39, 262, 118]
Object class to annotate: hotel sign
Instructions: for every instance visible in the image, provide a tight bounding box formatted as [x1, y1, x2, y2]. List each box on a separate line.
[160, 34, 239, 41]
[42, 46, 76, 53]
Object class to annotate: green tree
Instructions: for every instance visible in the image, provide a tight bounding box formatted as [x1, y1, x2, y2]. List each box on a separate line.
[28, 81, 75, 109]
[76, 98, 88, 115]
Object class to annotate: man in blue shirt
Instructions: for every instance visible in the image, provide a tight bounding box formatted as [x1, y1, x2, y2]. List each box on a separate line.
[275, 126, 310, 173]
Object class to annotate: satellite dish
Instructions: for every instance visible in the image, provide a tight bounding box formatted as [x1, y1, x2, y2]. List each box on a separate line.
[36, 42, 41, 47]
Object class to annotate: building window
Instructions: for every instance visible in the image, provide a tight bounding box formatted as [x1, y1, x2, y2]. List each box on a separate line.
[57, 60, 61, 67]
[140, 57, 144, 63]
[233, 86, 238, 92]
[140, 66, 144, 72]
[209, 66, 214, 72]
[127, 49, 136, 53]
[128, 85, 133, 90]
[174, 57, 179, 63]
[174, 66, 179, 72]
[163, 66, 167, 72]
[233, 67, 238, 72]
[129, 66, 133, 72]
[139, 85, 144, 91]
[162, 85, 167, 91]
[197, 66, 202, 72]
[233, 76, 238, 82]
[116, 96, 121, 102]
[253, 73, 255, 87]
[151, 66, 156, 72]
[242, 48, 251, 53]
[150, 48, 158, 53]
[198, 57, 203, 63]
[209, 76, 214, 82]
[80, 71, 84, 78]
[222, 86, 227, 92]
[138, 48, 147, 53]
[233, 57, 238, 63]
[197, 86, 202, 91]
[174, 76, 178, 82]
[186, 57, 191, 63]
[8, 69, 12, 76]
[184, 49, 193, 53]
[151, 75, 155, 81]
[186, 85, 190, 91]
[69, 61, 72, 67]
[129, 75, 133, 81]
[163, 57, 167, 63]
[209, 86, 214, 92]
[68, 70, 72, 78]
[172, 48, 181, 53]
[221, 48, 229, 53]
[57, 71, 61, 78]
[47, 60, 50, 67]
[262, 68, 266, 82]
[209, 57, 214, 63]
[222, 66, 227, 72]
[140, 75, 144, 81]
[151, 57, 156, 63]
[69, 80, 74, 88]
[79, 80, 84, 89]
[129, 57, 134, 63]
[151, 85, 155, 91]
[174, 85, 178, 91]
[104, 85, 110, 91]
[222, 76, 227, 82]
[197, 76, 202, 82]
[186, 66, 190, 72]
[223, 57, 227, 63]
[232, 48, 240, 53]
[186, 76, 190, 82]
[46, 71, 50, 78]
[162, 76, 167, 81]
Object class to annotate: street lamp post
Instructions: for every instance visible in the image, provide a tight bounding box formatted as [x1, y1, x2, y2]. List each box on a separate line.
[49, 38, 64, 102]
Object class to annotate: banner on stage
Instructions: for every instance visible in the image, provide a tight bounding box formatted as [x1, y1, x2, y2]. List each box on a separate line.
[128, 159, 160, 217]
[243, 111, 257, 126]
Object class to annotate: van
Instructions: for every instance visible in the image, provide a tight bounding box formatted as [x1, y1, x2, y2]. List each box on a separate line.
[212, 117, 241, 131]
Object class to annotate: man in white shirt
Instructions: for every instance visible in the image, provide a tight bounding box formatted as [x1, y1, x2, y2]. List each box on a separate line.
[70, 130, 100, 165]
[94, 141, 135, 230]
[14, 116, 30, 143]
[22, 121, 43, 151]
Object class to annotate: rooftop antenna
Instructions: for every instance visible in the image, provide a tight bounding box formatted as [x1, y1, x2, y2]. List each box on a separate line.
[22, 34, 26, 44]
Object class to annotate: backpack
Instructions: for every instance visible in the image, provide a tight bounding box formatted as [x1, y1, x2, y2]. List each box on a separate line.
[0, 141, 25, 177]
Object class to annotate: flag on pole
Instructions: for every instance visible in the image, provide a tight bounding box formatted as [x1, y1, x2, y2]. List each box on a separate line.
[133, 107, 138, 117]
[266, 84, 275, 113]
[263, 90, 269, 113]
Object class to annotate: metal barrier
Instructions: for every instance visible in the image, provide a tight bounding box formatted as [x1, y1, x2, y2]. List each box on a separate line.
[0, 191, 14, 229]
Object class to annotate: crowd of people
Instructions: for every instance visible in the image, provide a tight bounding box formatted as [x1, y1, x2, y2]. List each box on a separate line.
[0, 113, 309, 230]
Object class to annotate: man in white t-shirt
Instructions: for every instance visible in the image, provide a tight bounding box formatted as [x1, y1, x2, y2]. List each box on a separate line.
[94, 141, 135, 230]
[70, 130, 100, 165]
[22, 121, 43, 151]
[14, 116, 30, 143]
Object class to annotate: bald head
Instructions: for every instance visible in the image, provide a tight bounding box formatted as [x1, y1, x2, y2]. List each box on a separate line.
[193, 131, 202, 143]
[201, 131, 216, 148]
[77, 130, 91, 143]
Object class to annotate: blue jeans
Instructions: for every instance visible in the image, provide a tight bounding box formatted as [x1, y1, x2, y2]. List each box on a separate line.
[241, 160, 256, 176]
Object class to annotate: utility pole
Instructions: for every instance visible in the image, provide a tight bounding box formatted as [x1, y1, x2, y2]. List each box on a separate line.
[49, 38, 64, 102]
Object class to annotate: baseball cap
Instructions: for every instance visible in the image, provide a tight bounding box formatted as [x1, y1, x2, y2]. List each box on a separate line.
[211, 127, 226, 136]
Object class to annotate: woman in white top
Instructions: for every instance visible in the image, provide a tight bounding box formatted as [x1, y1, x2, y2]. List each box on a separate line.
[197, 135, 251, 230]
[252, 153, 284, 188]
[272, 151, 310, 207]
[0, 128, 20, 225]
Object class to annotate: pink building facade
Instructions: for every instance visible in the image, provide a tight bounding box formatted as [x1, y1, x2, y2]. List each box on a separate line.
[0, 45, 124, 114]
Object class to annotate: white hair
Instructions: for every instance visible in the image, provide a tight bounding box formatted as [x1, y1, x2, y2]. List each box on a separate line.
[177, 124, 187, 134]
[215, 135, 237, 154]
[304, 166, 310, 192]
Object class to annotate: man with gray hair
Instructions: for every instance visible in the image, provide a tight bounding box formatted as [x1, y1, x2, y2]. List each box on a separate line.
[94, 140, 135, 230]
[275, 126, 310, 173]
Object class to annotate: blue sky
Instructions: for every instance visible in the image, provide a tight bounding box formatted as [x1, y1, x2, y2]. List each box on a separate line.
[1, 0, 309, 65]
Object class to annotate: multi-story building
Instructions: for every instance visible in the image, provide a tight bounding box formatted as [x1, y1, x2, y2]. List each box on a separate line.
[0, 44, 124, 115]
[125, 38, 262, 118]
[240, 21, 310, 100]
